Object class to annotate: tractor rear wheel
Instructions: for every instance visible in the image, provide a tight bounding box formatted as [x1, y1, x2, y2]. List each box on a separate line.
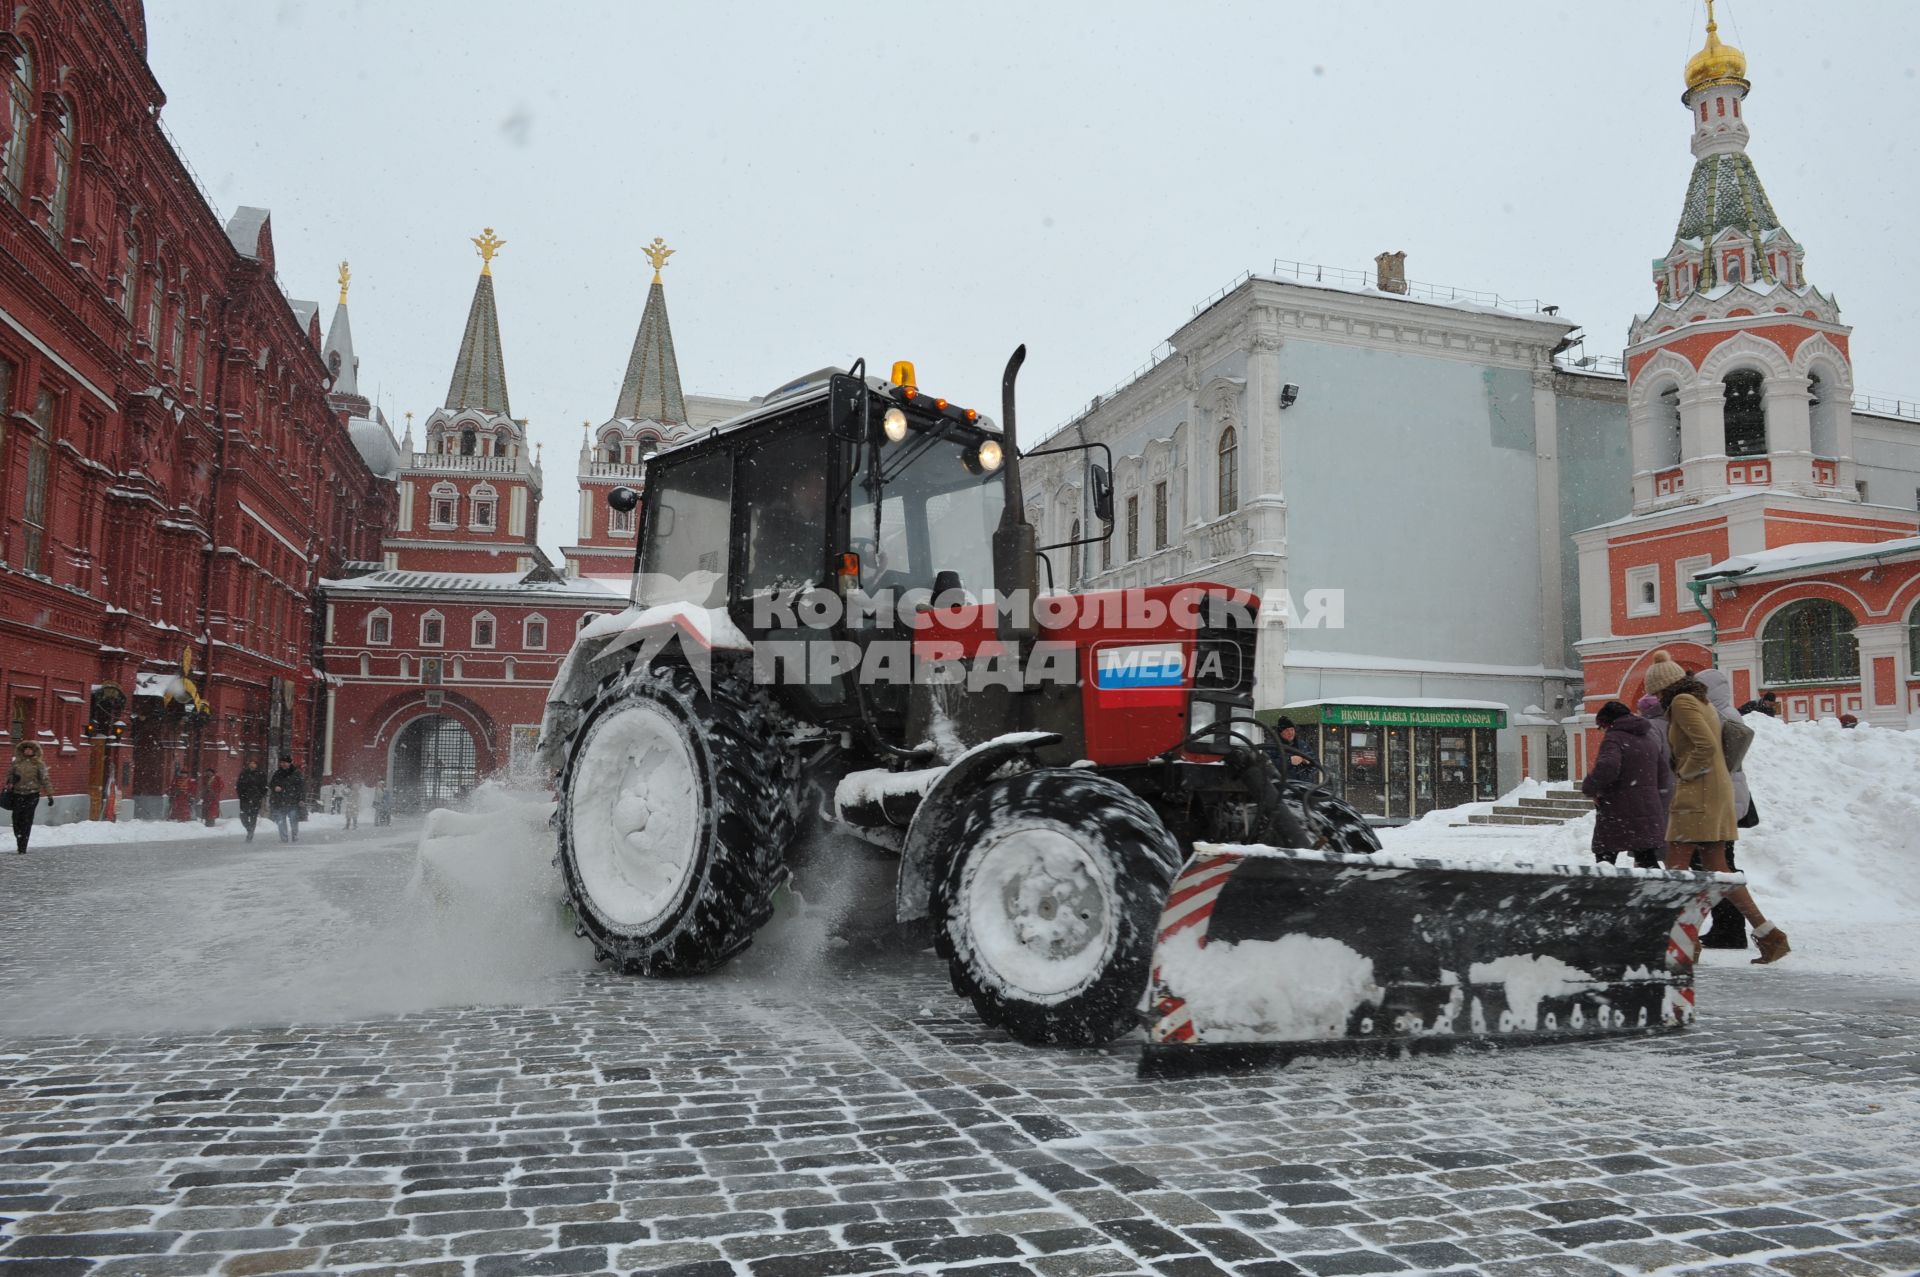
[932, 770, 1181, 1047]
[558, 663, 797, 975]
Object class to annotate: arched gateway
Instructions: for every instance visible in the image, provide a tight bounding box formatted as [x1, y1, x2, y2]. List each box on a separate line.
[390, 715, 477, 812]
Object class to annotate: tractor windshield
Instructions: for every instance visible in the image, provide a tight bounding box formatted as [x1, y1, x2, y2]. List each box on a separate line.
[849, 422, 1006, 612]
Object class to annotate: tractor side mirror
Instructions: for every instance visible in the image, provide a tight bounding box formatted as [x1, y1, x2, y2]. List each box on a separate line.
[1090, 464, 1115, 526]
[607, 486, 639, 514]
[828, 373, 868, 442]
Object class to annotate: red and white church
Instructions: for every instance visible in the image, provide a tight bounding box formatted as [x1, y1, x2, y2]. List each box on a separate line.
[1572, 8, 1920, 773]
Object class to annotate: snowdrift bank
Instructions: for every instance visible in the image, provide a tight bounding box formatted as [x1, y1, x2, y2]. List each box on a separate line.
[1383, 715, 1920, 983]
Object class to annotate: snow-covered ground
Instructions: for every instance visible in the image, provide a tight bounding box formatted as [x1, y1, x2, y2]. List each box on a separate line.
[1382, 714, 1920, 985]
[29, 808, 368, 847]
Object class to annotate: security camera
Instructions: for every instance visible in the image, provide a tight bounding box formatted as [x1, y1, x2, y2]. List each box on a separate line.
[1279, 383, 1301, 409]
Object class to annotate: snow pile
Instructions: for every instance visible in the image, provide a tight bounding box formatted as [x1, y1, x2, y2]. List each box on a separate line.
[1382, 715, 1920, 982]
[30, 817, 252, 848]
[1157, 930, 1381, 1040]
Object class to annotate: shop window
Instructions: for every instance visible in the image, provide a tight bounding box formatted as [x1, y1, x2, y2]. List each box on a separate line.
[1723, 369, 1766, 457]
[1761, 599, 1859, 684]
[1153, 481, 1169, 551]
[45, 97, 73, 244]
[420, 612, 445, 647]
[1217, 426, 1239, 515]
[2, 43, 31, 208]
[1125, 494, 1139, 561]
[367, 610, 391, 645]
[1625, 565, 1660, 618]
[472, 613, 496, 648]
[524, 615, 547, 649]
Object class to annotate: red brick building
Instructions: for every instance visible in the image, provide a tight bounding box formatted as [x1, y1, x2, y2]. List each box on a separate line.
[319, 237, 622, 809]
[0, 1, 393, 819]
[1572, 15, 1920, 772]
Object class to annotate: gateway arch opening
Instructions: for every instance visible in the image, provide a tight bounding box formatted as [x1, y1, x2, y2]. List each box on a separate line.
[391, 715, 478, 812]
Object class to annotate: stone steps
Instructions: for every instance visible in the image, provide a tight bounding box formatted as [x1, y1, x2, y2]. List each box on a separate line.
[1452, 787, 1595, 829]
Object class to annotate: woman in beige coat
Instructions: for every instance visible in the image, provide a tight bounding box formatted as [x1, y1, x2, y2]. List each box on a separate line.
[1642, 650, 1789, 963]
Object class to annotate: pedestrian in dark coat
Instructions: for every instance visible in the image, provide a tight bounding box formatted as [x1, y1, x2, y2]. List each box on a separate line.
[268, 754, 306, 844]
[1634, 694, 1676, 821]
[6, 741, 54, 854]
[1579, 702, 1666, 868]
[235, 761, 267, 843]
[1642, 649, 1789, 964]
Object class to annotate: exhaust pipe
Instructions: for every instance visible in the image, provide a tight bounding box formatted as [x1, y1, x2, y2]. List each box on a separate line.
[992, 344, 1037, 647]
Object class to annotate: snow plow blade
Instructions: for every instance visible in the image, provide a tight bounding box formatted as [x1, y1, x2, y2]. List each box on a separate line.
[1140, 846, 1740, 1075]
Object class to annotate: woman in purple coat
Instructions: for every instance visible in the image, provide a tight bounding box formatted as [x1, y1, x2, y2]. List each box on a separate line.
[1580, 700, 1668, 868]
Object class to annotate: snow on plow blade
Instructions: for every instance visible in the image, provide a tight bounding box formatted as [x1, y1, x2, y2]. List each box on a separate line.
[1139, 845, 1741, 1075]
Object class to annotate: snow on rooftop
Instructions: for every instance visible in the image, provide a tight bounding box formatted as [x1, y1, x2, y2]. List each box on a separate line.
[224, 206, 269, 259]
[1247, 273, 1574, 327]
[1283, 695, 1510, 711]
[321, 569, 624, 598]
[1703, 535, 1920, 580]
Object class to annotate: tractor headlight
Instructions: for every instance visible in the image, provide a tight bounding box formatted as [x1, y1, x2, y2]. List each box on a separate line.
[882, 407, 908, 442]
[975, 439, 1003, 472]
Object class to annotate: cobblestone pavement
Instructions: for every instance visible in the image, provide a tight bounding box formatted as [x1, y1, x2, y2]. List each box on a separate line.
[0, 832, 1917, 1276]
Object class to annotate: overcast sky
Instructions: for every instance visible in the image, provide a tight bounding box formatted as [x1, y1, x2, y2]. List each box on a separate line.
[146, 2, 1920, 559]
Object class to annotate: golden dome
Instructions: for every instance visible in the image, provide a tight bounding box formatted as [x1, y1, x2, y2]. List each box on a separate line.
[1685, 2, 1748, 93]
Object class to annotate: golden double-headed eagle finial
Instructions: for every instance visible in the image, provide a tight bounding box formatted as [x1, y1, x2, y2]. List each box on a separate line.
[337, 260, 350, 304]
[473, 227, 506, 275]
[644, 236, 675, 284]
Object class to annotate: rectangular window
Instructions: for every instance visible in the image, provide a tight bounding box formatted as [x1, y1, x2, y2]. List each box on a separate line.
[433, 499, 455, 526]
[1125, 494, 1140, 561]
[23, 436, 51, 575]
[473, 617, 495, 647]
[9, 696, 30, 744]
[610, 505, 635, 535]
[368, 614, 391, 645]
[169, 305, 184, 370]
[1153, 481, 1169, 550]
[421, 616, 443, 646]
[1625, 564, 1660, 618]
[472, 501, 495, 530]
[524, 618, 547, 649]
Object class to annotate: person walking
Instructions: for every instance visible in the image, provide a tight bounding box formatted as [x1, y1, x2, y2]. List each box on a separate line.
[1694, 667, 1759, 949]
[268, 754, 306, 844]
[1634, 694, 1676, 827]
[6, 741, 54, 854]
[1579, 701, 1667, 869]
[200, 768, 225, 828]
[168, 768, 195, 822]
[1738, 690, 1780, 717]
[342, 781, 360, 831]
[372, 780, 392, 826]
[234, 760, 267, 843]
[1642, 650, 1789, 964]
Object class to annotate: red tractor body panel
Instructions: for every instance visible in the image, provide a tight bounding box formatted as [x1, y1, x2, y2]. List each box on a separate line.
[909, 583, 1259, 766]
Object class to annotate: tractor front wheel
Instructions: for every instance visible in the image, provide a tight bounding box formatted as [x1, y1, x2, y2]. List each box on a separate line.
[932, 770, 1181, 1047]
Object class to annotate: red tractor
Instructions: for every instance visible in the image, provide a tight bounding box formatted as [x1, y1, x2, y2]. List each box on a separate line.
[540, 350, 1730, 1065]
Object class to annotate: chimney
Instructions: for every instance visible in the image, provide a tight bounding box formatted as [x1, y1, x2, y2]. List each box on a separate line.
[1374, 251, 1408, 295]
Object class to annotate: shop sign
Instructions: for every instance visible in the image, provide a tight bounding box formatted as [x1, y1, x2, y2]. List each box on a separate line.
[1317, 704, 1507, 730]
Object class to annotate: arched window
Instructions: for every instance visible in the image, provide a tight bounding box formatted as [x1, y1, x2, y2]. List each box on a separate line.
[503, 657, 516, 682]
[1761, 599, 1859, 685]
[121, 233, 139, 323]
[495, 429, 512, 458]
[2, 44, 32, 209]
[366, 609, 392, 645]
[419, 611, 445, 647]
[358, 653, 370, 677]
[524, 614, 548, 649]
[1069, 519, 1082, 585]
[145, 264, 162, 351]
[45, 97, 73, 242]
[471, 612, 496, 648]
[1808, 371, 1844, 460]
[1723, 369, 1767, 458]
[398, 654, 410, 680]
[1653, 386, 1682, 468]
[1217, 426, 1239, 516]
[460, 427, 476, 456]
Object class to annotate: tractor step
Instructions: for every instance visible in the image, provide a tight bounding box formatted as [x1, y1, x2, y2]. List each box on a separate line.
[1139, 845, 1737, 1074]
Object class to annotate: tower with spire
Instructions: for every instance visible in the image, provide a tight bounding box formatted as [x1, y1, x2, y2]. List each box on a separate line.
[1571, 4, 1920, 748]
[564, 237, 704, 579]
[391, 228, 547, 573]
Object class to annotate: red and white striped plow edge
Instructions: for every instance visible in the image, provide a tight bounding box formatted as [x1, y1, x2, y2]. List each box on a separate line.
[1661, 889, 1715, 1026]
[1144, 851, 1243, 1044]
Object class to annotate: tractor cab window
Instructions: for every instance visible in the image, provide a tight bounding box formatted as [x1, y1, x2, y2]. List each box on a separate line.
[849, 424, 1006, 613]
[636, 448, 732, 609]
[739, 430, 828, 601]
